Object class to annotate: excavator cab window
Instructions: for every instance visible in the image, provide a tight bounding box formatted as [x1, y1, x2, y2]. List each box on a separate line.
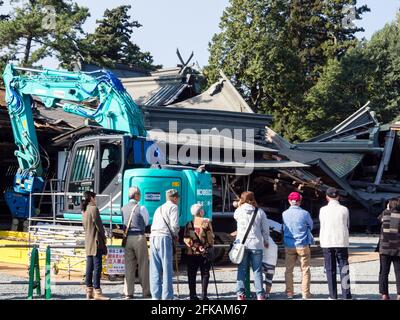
[99, 140, 122, 193]
[67, 144, 96, 208]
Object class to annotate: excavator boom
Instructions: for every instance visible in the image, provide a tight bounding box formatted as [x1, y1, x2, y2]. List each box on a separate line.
[2, 63, 148, 219]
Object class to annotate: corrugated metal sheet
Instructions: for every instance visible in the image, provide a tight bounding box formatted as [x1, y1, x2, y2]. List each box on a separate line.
[277, 148, 364, 178]
[144, 83, 188, 106]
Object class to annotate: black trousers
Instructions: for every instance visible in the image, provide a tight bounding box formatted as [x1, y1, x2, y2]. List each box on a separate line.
[86, 251, 103, 289]
[187, 255, 211, 299]
[379, 254, 400, 295]
[323, 248, 352, 299]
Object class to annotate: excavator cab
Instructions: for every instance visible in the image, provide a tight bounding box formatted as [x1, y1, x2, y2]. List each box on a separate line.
[62, 134, 156, 222]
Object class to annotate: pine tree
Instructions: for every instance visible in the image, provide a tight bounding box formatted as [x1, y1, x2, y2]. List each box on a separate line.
[82, 5, 159, 70]
[0, 0, 89, 68]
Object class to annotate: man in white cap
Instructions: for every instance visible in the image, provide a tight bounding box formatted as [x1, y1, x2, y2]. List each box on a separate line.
[149, 189, 180, 300]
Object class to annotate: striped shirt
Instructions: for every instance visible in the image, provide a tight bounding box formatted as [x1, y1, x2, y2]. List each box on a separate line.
[379, 209, 400, 257]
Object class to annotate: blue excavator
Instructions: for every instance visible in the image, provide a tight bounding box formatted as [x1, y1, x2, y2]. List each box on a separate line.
[2, 63, 212, 229]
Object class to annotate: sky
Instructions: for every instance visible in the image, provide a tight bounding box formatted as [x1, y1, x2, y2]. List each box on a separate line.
[1, 0, 400, 69]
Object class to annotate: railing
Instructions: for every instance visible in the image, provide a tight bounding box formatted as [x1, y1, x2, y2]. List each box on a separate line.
[28, 192, 114, 237]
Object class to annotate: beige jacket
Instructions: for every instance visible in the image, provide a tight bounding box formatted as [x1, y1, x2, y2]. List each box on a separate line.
[82, 204, 107, 256]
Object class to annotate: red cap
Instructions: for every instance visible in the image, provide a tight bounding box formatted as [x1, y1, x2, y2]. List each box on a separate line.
[288, 192, 302, 202]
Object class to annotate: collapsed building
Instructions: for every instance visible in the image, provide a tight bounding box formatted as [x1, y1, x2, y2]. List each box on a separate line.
[0, 61, 399, 236]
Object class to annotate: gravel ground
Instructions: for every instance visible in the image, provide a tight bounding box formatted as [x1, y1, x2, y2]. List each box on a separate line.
[0, 236, 398, 300]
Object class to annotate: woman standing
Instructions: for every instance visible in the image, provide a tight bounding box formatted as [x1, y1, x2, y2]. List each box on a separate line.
[81, 191, 110, 300]
[183, 204, 214, 300]
[234, 191, 269, 300]
[378, 198, 400, 300]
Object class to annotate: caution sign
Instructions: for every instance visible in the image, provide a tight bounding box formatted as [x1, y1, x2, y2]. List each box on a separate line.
[106, 246, 125, 275]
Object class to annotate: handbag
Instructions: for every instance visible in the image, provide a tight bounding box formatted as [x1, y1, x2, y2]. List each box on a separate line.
[160, 207, 177, 255]
[121, 203, 139, 248]
[229, 207, 258, 264]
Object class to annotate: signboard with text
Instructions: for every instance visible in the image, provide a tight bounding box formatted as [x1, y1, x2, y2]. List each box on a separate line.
[106, 246, 125, 275]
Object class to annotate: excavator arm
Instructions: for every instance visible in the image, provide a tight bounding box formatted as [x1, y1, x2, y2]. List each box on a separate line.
[2, 63, 148, 219]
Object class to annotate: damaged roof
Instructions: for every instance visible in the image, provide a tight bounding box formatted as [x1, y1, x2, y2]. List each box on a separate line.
[169, 71, 254, 113]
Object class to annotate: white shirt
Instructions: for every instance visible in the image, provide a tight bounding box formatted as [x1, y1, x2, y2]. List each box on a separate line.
[150, 201, 179, 238]
[319, 200, 350, 248]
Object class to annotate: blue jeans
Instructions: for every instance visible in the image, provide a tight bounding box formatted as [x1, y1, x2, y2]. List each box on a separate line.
[150, 236, 174, 300]
[237, 249, 265, 297]
[85, 251, 103, 289]
[323, 248, 352, 299]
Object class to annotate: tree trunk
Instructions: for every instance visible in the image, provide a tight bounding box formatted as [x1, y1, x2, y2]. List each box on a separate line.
[23, 36, 32, 66]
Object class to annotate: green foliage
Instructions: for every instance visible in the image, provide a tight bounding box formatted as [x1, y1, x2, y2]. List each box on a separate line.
[0, 0, 89, 68]
[81, 5, 160, 70]
[306, 13, 400, 134]
[206, 0, 369, 141]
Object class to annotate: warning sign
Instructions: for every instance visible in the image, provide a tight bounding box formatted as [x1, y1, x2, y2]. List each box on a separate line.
[106, 246, 125, 275]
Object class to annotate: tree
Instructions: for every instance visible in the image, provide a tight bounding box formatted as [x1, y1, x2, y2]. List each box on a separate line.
[0, 0, 89, 68]
[365, 14, 400, 123]
[305, 13, 400, 135]
[205, 0, 369, 141]
[304, 48, 374, 138]
[81, 5, 159, 70]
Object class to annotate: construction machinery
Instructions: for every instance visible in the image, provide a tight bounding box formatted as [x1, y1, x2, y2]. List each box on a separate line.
[2, 63, 212, 229]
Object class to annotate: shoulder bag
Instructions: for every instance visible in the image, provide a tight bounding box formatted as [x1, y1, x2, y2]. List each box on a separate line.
[121, 204, 139, 248]
[160, 206, 178, 255]
[229, 207, 258, 264]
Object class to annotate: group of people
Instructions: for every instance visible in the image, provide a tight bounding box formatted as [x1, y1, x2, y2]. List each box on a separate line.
[80, 187, 214, 300]
[238, 187, 400, 300]
[80, 185, 400, 300]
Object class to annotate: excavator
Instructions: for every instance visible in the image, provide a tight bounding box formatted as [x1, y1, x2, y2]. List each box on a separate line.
[2, 63, 212, 230]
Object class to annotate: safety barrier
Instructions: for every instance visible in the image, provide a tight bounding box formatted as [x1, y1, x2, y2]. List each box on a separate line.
[0, 244, 41, 299]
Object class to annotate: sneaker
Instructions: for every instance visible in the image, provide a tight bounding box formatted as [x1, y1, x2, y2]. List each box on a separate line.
[257, 294, 266, 300]
[302, 294, 312, 300]
[265, 293, 270, 300]
[287, 292, 294, 299]
[237, 294, 246, 301]
[123, 295, 133, 300]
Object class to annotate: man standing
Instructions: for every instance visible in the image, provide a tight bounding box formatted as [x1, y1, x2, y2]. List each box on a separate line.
[122, 186, 151, 299]
[282, 192, 314, 299]
[319, 187, 352, 300]
[149, 189, 180, 300]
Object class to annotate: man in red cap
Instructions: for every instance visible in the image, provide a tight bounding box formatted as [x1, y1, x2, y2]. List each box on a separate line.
[282, 192, 314, 299]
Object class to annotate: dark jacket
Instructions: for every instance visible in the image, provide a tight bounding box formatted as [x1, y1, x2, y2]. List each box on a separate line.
[379, 209, 400, 257]
[82, 204, 107, 256]
[184, 217, 214, 256]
